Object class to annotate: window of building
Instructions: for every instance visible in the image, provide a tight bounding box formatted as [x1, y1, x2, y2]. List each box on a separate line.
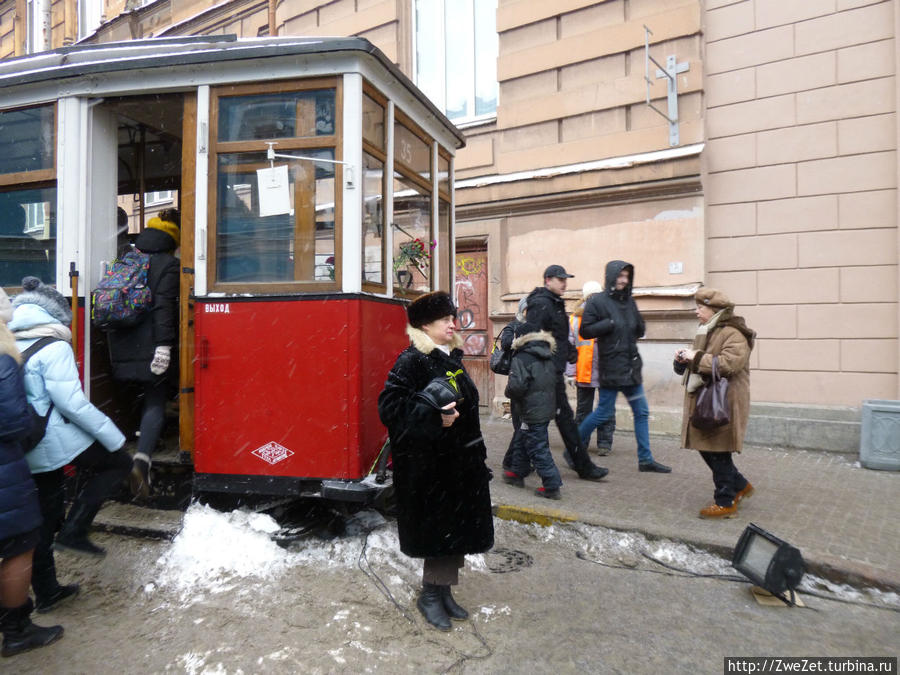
[145, 190, 174, 205]
[414, 0, 498, 124]
[208, 80, 341, 292]
[0, 103, 57, 289]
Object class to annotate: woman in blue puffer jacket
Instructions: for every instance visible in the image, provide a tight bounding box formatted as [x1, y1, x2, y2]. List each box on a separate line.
[8, 277, 129, 598]
[0, 294, 64, 657]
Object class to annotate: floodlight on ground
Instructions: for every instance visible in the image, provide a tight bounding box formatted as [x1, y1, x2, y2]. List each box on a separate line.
[732, 523, 805, 606]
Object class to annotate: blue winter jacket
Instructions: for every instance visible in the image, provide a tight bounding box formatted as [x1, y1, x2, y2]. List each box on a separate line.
[0, 352, 42, 540]
[8, 304, 125, 474]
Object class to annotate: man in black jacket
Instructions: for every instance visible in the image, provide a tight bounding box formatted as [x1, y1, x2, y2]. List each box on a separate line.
[577, 260, 671, 473]
[525, 265, 607, 481]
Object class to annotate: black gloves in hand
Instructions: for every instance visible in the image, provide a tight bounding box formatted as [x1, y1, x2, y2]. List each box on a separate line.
[416, 377, 461, 410]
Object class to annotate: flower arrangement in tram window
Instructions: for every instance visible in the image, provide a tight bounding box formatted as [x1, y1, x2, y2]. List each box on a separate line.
[393, 238, 436, 276]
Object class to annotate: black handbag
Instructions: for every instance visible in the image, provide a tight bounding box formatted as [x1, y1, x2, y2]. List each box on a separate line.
[690, 356, 730, 430]
[489, 334, 513, 375]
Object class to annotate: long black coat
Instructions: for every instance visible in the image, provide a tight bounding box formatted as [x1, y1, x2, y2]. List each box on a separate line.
[579, 260, 646, 388]
[525, 286, 576, 373]
[107, 228, 179, 383]
[0, 344, 42, 541]
[378, 326, 494, 559]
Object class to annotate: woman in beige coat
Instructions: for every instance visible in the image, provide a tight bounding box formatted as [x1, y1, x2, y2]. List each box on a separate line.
[674, 288, 756, 519]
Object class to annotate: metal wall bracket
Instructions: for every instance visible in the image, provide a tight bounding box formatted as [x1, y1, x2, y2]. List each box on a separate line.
[644, 25, 690, 146]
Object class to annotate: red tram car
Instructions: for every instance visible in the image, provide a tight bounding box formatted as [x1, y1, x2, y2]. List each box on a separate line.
[0, 36, 464, 502]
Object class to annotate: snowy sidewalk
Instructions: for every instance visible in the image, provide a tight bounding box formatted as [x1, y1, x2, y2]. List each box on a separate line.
[480, 416, 900, 591]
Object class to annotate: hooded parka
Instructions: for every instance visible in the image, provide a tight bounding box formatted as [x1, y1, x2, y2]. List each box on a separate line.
[0, 325, 42, 541]
[677, 310, 755, 453]
[525, 286, 576, 372]
[9, 304, 125, 473]
[378, 326, 494, 559]
[505, 330, 557, 425]
[579, 261, 645, 387]
[106, 227, 180, 383]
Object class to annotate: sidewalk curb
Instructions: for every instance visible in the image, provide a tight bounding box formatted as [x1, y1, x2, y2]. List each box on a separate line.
[492, 501, 900, 594]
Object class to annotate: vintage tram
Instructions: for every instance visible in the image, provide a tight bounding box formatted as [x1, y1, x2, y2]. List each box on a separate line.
[0, 35, 463, 502]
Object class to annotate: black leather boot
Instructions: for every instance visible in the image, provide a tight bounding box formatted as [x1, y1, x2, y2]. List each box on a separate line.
[54, 501, 105, 557]
[439, 585, 469, 621]
[416, 583, 451, 631]
[0, 599, 64, 657]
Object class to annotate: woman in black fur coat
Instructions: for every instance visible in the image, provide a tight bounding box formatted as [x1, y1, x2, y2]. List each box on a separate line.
[378, 291, 494, 632]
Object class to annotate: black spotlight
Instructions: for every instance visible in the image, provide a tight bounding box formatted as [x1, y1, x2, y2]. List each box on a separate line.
[732, 523, 805, 606]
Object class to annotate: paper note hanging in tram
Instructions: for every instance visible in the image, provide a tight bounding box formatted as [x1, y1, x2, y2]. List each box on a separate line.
[257, 164, 291, 217]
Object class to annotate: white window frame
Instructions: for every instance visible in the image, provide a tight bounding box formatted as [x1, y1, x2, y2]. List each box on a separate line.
[412, 0, 498, 126]
[145, 190, 174, 205]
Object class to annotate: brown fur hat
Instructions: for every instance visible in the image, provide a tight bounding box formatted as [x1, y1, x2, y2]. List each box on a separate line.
[695, 287, 733, 310]
[407, 291, 457, 328]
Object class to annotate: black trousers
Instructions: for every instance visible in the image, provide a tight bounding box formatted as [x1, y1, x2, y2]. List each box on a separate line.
[553, 374, 593, 471]
[574, 386, 616, 449]
[136, 380, 170, 459]
[699, 451, 748, 507]
[31, 443, 131, 598]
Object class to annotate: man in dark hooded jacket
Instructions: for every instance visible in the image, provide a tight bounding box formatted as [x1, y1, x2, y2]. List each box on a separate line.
[525, 265, 607, 481]
[577, 260, 671, 473]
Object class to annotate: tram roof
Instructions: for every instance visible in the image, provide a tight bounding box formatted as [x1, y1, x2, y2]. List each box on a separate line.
[0, 34, 465, 147]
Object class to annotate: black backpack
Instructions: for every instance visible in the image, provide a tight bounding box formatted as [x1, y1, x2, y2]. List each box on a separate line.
[20, 336, 61, 452]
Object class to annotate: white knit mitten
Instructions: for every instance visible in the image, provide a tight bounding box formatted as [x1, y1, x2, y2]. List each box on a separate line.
[150, 346, 171, 375]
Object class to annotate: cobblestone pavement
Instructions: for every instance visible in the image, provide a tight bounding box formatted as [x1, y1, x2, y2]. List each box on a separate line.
[480, 416, 900, 590]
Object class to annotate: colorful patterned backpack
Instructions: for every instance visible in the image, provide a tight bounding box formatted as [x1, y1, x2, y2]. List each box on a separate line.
[91, 250, 152, 328]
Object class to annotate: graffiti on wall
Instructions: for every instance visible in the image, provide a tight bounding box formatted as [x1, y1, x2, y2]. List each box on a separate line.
[455, 251, 487, 356]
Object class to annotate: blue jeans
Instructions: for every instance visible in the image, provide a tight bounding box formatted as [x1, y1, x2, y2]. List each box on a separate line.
[510, 421, 561, 491]
[578, 384, 653, 465]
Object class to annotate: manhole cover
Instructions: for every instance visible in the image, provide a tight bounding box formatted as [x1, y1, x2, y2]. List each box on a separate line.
[486, 548, 533, 573]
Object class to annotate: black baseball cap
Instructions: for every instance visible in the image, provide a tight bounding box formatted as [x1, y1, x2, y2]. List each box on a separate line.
[543, 264, 574, 279]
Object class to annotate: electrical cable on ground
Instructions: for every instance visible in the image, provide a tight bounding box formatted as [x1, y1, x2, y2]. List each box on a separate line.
[576, 549, 900, 614]
[356, 528, 494, 670]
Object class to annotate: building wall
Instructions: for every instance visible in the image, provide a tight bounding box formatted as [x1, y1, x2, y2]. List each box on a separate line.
[703, 0, 899, 407]
[2, 0, 898, 444]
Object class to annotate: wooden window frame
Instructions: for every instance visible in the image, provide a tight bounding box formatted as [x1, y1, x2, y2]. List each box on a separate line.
[361, 82, 387, 293]
[208, 78, 343, 294]
[390, 109, 437, 297]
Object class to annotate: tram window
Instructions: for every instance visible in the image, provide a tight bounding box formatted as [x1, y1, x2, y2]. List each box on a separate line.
[362, 94, 385, 152]
[217, 90, 335, 142]
[438, 198, 451, 291]
[362, 154, 385, 286]
[0, 105, 54, 174]
[392, 174, 432, 294]
[438, 154, 450, 198]
[215, 151, 335, 284]
[394, 120, 430, 182]
[0, 187, 56, 288]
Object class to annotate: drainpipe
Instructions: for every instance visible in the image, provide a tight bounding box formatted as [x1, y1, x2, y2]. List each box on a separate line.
[268, 0, 276, 36]
[896, 0, 900, 399]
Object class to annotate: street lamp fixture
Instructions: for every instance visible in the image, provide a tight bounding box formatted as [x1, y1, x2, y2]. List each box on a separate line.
[732, 523, 805, 606]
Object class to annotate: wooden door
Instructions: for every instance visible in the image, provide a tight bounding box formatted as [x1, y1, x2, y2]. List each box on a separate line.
[454, 246, 489, 411]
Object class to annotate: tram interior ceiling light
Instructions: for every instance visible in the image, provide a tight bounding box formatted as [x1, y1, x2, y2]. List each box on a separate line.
[732, 523, 805, 606]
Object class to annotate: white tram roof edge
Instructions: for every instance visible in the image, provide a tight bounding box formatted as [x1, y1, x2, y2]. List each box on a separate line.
[0, 34, 465, 150]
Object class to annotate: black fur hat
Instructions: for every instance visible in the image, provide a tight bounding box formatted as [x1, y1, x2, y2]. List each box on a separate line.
[407, 291, 457, 328]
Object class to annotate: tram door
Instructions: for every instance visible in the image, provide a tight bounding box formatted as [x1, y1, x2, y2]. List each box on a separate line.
[85, 94, 195, 455]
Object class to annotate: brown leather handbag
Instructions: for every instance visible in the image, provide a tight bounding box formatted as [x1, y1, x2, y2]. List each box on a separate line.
[690, 356, 730, 430]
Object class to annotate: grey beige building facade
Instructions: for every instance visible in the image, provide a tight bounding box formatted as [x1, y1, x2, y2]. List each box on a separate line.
[1, 0, 897, 450]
